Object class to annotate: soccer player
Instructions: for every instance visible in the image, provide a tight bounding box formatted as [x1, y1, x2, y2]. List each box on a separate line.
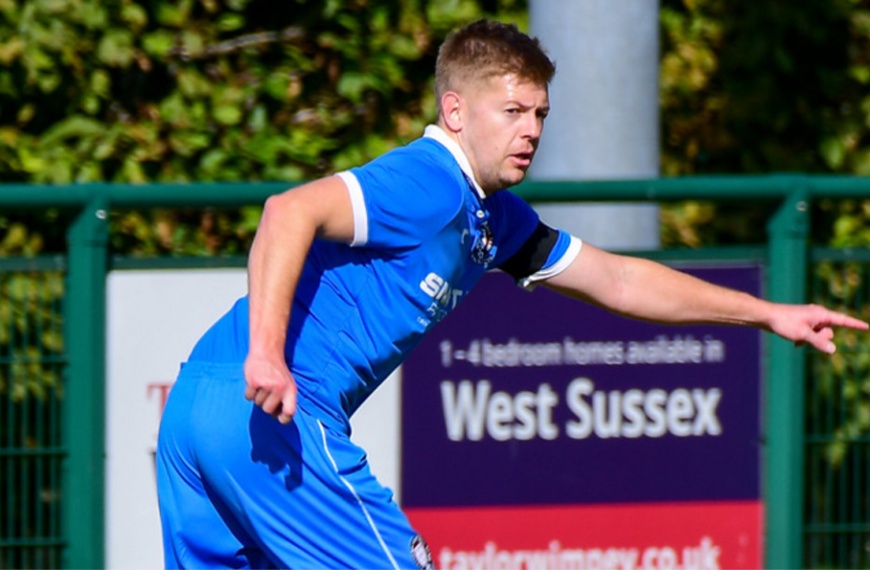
[156, 19, 868, 569]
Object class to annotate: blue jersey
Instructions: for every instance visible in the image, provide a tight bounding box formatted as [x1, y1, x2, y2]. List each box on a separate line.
[187, 125, 580, 431]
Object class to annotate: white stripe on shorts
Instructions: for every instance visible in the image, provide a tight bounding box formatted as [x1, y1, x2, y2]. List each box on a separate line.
[318, 421, 400, 570]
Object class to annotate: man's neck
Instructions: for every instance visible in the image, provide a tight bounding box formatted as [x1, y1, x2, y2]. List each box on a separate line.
[424, 123, 487, 199]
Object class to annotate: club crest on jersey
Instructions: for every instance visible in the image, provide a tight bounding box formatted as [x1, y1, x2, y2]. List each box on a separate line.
[471, 219, 495, 266]
[410, 535, 434, 570]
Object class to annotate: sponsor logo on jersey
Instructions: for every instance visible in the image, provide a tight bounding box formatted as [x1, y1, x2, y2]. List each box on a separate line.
[419, 272, 465, 324]
[420, 272, 465, 323]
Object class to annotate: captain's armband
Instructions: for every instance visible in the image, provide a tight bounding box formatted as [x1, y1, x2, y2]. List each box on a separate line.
[498, 222, 582, 290]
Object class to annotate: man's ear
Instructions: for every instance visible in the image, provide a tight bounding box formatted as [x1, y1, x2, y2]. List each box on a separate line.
[440, 91, 463, 132]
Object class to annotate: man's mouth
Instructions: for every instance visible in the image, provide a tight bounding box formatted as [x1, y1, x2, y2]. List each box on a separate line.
[511, 152, 534, 168]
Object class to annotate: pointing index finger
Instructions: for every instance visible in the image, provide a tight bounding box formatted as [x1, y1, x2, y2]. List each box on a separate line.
[831, 313, 869, 330]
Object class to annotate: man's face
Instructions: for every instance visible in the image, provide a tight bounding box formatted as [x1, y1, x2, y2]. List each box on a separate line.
[454, 73, 550, 194]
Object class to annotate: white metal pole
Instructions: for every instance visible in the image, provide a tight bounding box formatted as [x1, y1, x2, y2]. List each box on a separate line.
[529, 0, 661, 249]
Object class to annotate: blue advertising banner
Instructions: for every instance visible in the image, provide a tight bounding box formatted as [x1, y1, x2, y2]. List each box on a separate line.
[401, 265, 763, 508]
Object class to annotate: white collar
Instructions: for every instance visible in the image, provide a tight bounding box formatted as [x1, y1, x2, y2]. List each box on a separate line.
[423, 124, 487, 200]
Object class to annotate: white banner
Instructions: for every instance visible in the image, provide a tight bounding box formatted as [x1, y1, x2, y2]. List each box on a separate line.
[105, 268, 399, 568]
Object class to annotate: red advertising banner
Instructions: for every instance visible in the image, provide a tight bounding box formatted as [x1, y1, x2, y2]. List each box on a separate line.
[406, 501, 762, 569]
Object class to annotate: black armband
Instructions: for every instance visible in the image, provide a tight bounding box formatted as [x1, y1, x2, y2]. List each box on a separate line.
[498, 222, 560, 280]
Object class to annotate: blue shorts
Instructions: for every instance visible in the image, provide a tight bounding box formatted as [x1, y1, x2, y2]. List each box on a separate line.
[156, 362, 432, 569]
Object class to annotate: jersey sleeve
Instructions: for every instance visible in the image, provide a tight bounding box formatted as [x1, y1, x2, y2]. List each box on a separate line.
[338, 145, 463, 250]
[488, 191, 583, 290]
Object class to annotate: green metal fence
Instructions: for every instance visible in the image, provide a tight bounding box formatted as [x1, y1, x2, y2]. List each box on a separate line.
[0, 258, 65, 569]
[0, 175, 868, 569]
[806, 248, 870, 570]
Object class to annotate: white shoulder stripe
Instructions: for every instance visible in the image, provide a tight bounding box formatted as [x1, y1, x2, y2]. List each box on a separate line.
[337, 171, 368, 246]
[519, 235, 583, 290]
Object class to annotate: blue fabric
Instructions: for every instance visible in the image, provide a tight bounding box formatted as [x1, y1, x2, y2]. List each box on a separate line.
[157, 362, 420, 569]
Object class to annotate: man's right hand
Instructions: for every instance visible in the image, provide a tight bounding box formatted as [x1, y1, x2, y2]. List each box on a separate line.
[244, 355, 298, 424]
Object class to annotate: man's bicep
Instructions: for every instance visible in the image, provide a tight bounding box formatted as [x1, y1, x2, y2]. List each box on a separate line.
[271, 174, 356, 244]
[543, 243, 626, 306]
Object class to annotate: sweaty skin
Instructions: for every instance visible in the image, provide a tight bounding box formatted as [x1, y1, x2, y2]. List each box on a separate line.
[438, 73, 549, 194]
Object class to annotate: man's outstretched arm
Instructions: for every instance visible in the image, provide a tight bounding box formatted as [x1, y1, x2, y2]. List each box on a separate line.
[543, 242, 869, 354]
[245, 175, 355, 423]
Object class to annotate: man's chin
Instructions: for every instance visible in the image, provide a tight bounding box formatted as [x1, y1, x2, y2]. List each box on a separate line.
[482, 170, 528, 193]
[501, 170, 528, 189]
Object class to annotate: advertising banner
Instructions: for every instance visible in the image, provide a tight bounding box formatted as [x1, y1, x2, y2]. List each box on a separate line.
[105, 269, 248, 569]
[402, 265, 764, 569]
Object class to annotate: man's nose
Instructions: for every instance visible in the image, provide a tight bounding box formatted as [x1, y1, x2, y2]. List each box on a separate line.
[523, 112, 544, 140]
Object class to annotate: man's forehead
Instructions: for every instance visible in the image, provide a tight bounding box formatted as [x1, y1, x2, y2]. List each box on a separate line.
[464, 72, 549, 101]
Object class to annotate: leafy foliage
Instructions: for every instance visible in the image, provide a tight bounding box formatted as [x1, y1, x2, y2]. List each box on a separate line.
[659, 0, 870, 248]
[3, 0, 868, 252]
[0, 0, 526, 255]
[660, 0, 862, 175]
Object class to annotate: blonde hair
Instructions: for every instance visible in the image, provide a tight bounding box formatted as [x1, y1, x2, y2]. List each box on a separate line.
[435, 19, 556, 103]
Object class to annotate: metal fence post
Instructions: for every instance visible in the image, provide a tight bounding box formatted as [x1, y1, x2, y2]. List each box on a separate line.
[62, 198, 108, 569]
[765, 184, 810, 569]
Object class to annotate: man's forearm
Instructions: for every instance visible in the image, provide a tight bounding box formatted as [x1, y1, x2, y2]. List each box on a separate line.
[615, 256, 773, 328]
[247, 193, 316, 358]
